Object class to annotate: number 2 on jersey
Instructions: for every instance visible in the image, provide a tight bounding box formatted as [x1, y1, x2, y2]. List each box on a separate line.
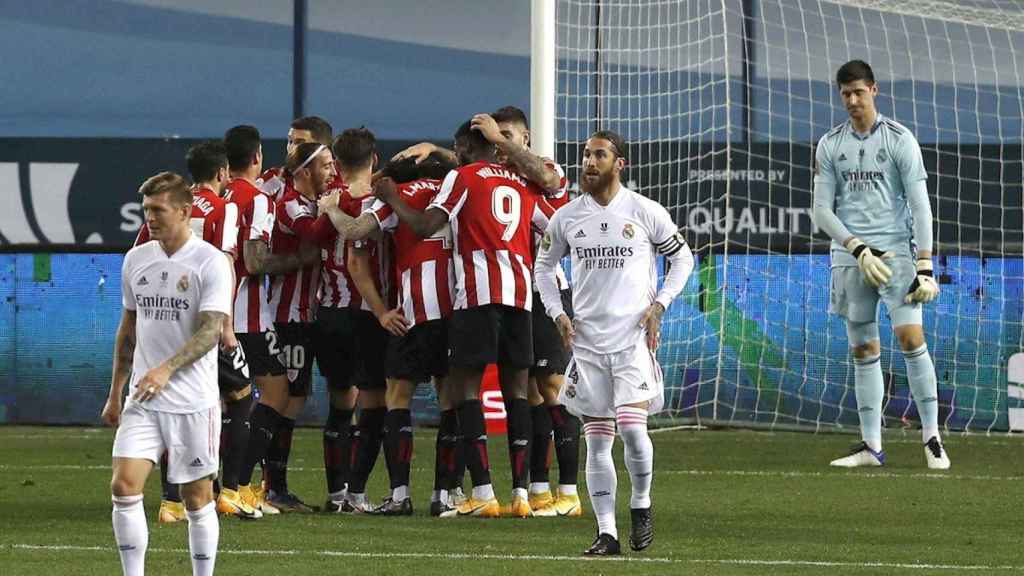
[491, 185, 521, 241]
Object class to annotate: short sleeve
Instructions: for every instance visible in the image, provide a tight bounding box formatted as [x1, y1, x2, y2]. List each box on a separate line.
[250, 194, 275, 242]
[366, 198, 398, 232]
[121, 253, 136, 310]
[199, 252, 233, 315]
[218, 202, 239, 256]
[428, 169, 467, 221]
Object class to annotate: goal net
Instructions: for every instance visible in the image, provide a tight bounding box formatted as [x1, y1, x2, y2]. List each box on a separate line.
[554, 0, 1024, 433]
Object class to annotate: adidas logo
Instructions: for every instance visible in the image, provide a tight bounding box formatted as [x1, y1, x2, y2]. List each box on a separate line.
[639, 382, 649, 391]
[838, 153, 847, 161]
[189, 457, 203, 467]
[574, 229, 586, 239]
[137, 276, 149, 286]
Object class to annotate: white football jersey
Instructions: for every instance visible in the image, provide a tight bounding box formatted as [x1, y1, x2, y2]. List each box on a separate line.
[537, 186, 682, 355]
[121, 234, 233, 414]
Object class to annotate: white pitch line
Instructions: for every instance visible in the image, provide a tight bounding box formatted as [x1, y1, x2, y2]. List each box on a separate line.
[7, 544, 1022, 571]
[660, 469, 1022, 481]
[1, 464, 1018, 482]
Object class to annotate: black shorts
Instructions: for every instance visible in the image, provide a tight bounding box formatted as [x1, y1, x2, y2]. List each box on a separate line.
[386, 319, 449, 383]
[218, 345, 252, 395]
[315, 306, 388, 391]
[274, 322, 317, 397]
[448, 304, 533, 370]
[531, 290, 573, 377]
[236, 331, 286, 378]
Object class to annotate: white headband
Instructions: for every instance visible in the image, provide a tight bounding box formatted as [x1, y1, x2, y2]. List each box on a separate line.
[297, 144, 327, 172]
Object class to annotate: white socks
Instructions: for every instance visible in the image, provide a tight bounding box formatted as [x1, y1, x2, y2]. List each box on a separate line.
[583, 420, 617, 538]
[186, 501, 219, 576]
[617, 406, 654, 509]
[904, 344, 941, 443]
[112, 494, 147, 576]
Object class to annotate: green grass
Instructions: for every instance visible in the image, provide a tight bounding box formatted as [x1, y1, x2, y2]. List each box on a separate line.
[0, 426, 1021, 575]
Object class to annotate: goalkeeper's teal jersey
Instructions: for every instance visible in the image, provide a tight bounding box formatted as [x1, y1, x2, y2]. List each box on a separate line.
[814, 114, 927, 266]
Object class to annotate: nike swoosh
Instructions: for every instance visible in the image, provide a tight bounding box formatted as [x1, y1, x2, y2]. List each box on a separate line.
[558, 503, 580, 516]
[458, 502, 490, 516]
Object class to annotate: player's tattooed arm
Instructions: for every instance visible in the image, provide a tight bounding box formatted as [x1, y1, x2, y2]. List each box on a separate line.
[317, 190, 379, 241]
[133, 311, 226, 403]
[471, 114, 561, 191]
[243, 239, 314, 275]
[102, 309, 137, 426]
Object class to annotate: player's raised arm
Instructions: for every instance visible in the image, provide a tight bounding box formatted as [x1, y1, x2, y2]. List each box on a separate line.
[317, 189, 380, 242]
[372, 176, 444, 236]
[473, 111, 561, 192]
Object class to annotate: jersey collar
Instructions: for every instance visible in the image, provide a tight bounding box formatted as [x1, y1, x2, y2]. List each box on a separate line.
[849, 113, 885, 140]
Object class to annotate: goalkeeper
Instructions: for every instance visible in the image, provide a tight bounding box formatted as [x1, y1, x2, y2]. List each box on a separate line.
[812, 59, 949, 470]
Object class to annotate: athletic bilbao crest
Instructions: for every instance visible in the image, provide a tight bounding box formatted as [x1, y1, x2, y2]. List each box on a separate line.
[622, 223, 635, 240]
[177, 274, 189, 293]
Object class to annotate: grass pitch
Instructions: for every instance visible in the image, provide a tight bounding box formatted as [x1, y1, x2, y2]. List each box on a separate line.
[0, 426, 1020, 575]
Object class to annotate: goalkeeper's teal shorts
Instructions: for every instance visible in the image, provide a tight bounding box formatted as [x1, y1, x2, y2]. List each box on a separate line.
[829, 255, 922, 326]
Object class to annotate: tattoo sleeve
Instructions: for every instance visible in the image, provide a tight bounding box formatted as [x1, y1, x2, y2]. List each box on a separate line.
[243, 239, 303, 275]
[164, 311, 226, 374]
[327, 211, 380, 242]
[496, 140, 560, 191]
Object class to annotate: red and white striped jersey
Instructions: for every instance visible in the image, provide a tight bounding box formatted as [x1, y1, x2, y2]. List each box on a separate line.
[533, 161, 570, 291]
[367, 178, 454, 327]
[223, 178, 276, 334]
[319, 186, 392, 312]
[257, 166, 289, 204]
[134, 186, 239, 258]
[268, 183, 334, 324]
[429, 162, 551, 311]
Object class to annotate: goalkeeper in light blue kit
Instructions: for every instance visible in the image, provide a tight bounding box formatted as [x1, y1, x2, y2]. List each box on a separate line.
[812, 60, 949, 469]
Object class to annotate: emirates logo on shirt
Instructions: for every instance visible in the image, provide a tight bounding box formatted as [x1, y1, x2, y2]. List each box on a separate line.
[177, 274, 189, 293]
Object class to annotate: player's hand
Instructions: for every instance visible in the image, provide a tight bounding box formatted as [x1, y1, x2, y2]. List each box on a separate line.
[639, 302, 665, 351]
[373, 177, 399, 204]
[318, 189, 340, 214]
[378, 307, 410, 337]
[905, 258, 940, 304]
[101, 395, 123, 427]
[392, 142, 436, 164]
[220, 329, 239, 352]
[133, 364, 172, 402]
[846, 238, 894, 287]
[470, 114, 505, 144]
[555, 314, 575, 351]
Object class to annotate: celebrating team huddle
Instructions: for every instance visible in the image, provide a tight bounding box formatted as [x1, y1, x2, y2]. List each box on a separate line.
[102, 59, 949, 575]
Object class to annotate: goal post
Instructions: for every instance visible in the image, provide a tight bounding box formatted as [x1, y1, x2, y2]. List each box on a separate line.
[546, 0, 1024, 433]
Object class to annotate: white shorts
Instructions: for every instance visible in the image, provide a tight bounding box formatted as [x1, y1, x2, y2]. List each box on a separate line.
[112, 401, 221, 484]
[559, 339, 664, 419]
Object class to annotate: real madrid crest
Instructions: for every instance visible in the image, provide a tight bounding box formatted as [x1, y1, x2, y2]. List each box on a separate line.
[177, 274, 190, 293]
[876, 149, 888, 164]
[622, 223, 635, 240]
[541, 231, 552, 251]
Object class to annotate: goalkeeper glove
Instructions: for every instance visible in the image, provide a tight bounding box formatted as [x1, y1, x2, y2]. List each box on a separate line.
[905, 258, 940, 304]
[846, 238, 894, 288]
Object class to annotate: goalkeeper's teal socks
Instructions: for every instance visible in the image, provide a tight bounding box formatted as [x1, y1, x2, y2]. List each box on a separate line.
[904, 344, 941, 442]
[854, 353, 884, 452]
